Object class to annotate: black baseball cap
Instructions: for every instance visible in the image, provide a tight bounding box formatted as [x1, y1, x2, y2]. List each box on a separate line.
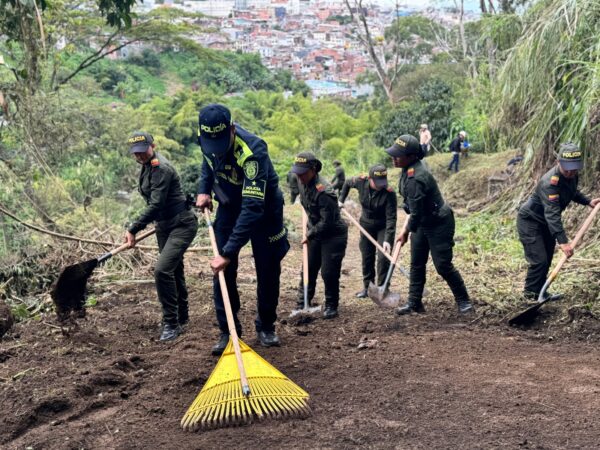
[128, 131, 154, 153]
[385, 134, 420, 157]
[198, 104, 233, 156]
[291, 152, 320, 174]
[558, 142, 583, 171]
[369, 164, 388, 189]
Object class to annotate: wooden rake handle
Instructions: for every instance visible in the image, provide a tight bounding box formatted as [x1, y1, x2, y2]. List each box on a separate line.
[341, 208, 394, 263]
[97, 228, 157, 264]
[203, 210, 251, 396]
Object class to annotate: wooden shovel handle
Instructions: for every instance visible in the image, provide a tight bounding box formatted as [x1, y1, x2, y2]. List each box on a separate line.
[302, 209, 309, 285]
[203, 210, 250, 395]
[111, 228, 157, 257]
[341, 208, 394, 263]
[549, 203, 600, 280]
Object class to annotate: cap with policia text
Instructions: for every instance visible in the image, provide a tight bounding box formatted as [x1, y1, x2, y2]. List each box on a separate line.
[558, 142, 583, 171]
[128, 131, 154, 153]
[198, 104, 233, 156]
[369, 164, 388, 189]
[291, 152, 321, 174]
[385, 134, 420, 157]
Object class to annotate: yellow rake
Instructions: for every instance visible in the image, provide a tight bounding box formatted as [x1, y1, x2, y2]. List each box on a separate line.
[181, 210, 311, 431]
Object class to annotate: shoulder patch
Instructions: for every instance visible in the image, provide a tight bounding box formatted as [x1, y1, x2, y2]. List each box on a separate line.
[243, 160, 258, 180]
[407, 168, 415, 178]
[150, 158, 160, 167]
[316, 183, 325, 192]
[548, 193, 559, 202]
[550, 175, 559, 186]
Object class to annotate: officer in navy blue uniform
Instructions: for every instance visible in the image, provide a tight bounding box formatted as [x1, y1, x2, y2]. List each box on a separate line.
[195, 104, 290, 355]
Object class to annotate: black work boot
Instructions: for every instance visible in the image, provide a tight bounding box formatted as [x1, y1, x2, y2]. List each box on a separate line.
[323, 305, 338, 319]
[257, 330, 281, 347]
[396, 299, 425, 316]
[178, 311, 189, 328]
[159, 323, 182, 342]
[355, 289, 368, 299]
[456, 298, 474, 314]
[211, 333, 229, 356]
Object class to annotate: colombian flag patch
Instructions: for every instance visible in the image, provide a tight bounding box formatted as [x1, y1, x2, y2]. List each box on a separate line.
[550, 175, 559, 186]
[407, 168, 415, 178]
[151, 158, 160, 167]
[548, 194, 559, 202]
[316, 183, 325, 192]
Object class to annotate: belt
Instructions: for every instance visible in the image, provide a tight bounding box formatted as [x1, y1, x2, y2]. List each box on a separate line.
[157, 201, 188, 222]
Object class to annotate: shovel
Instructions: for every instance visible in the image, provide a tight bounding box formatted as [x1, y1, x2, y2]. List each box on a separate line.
[509, 203, 600, 326]
[341, 209, 426, 298]
[367, 240, 403, 308]
[51, 228, 156, 321]
[290, 209, 321, 318]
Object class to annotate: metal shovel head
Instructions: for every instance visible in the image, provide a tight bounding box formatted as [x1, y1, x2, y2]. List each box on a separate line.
[289, 305, 321, 324]
[367, 281, 401, 309]
[508, 298, 551, 326]
[51, 258, 98, 320]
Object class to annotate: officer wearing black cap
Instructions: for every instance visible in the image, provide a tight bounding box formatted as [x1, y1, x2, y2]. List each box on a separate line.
[126, 131, 199, 342]
[195, 104, 290, 355]
[517, 143, 599, 300]
[339, 164, 397, 298]
[331, 160, 346, 195]
[291, 152, 348, 319]
[386, 134, 473, 315]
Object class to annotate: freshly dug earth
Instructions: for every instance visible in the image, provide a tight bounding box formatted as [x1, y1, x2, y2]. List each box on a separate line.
[2, 229, 600, 449]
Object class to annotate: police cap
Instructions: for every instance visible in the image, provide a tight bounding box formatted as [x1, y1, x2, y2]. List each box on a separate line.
[291, 152, 322, 174]
[369, 164, 388, 189]
[385, 134, 420, 157]
[558, 142, 583, 171]
[198, 104, 233, 156]
[128, 131, 154, 153]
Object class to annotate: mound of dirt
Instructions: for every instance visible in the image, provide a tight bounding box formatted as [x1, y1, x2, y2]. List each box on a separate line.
[0, 299, 14, 339]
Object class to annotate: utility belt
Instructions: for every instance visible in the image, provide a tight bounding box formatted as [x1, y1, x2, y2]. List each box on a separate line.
[156, 200, 189, 222]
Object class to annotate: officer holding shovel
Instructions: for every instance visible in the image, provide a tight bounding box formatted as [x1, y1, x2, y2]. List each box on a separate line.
[291, 152, 348, 319]
[338, 164, 397, 298]
[517, 143, 600, 301]
[126, 131, 198, 342]
[386, 134, 473, 316]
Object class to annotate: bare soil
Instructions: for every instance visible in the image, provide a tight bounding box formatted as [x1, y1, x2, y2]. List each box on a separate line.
[2, 226, 600, 449]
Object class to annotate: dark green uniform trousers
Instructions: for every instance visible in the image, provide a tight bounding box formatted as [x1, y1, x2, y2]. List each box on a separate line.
[408, 211, 468, 303]
[298, 233, 347, 309]
[359, 222, 392, 289]
[155, 210, 198, 326]
[516, 212, 555, 296]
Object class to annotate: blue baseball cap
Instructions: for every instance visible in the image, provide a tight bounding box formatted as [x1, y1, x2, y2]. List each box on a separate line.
[198, 104, 233, 156]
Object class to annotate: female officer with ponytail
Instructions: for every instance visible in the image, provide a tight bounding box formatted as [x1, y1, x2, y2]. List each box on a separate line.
[386, 134, 473, 316]
[290, 152, 348, 319]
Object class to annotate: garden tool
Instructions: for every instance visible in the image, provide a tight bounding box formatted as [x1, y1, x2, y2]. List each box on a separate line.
[509, 203, 600, 326]
[341, 208, 426, 295]
[51, 228, 156, 321]
[181, 210, 310, 431]
[367, 241, 402, 308]
[290, 209, 321, 318]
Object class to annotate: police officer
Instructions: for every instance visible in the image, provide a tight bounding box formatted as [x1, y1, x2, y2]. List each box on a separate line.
[291, 152, 348, 319]
[386, 134, 473, 315]
[331, 160, 346, 195]
[195, 104, 289, 355]
[126, 132, 198, 342]
[517, 143, 599, 300]
[287, 169, 300, 204]
[338, 164, 397, 298]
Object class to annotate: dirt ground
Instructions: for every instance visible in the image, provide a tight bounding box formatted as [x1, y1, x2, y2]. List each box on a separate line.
[2, 222, 600, 449]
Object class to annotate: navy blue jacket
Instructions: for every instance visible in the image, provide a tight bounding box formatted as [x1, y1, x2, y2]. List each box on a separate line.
[197, 125, 283, 258]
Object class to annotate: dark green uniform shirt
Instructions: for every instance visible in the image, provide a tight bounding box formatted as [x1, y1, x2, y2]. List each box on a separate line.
[331, 165, 345, 191]
[519, 166, 590, 244]
[399, 160, 447, 232]
[339, 176, 397, 243]
[128, 152, 187, 234]
[299, 175, 347, 240]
